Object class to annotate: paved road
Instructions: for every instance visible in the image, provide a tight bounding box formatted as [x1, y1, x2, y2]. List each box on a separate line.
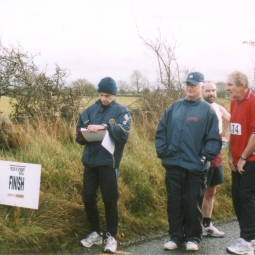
[75, 218, 241, 255]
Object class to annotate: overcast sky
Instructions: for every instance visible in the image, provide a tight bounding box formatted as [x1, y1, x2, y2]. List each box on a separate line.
[1, 0, 255, 86]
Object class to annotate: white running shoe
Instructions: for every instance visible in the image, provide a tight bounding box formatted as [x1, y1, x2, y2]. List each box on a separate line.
[227, 238, 254, 255]
[186, 241, 199, 251]
[163, 240, 178, 250]
[104, 232, 117, 253]
[80, 231, 102, 248]
[202, 223, 225, 237]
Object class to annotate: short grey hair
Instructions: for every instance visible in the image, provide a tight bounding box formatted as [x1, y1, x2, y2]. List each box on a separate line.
[228, 71, 249, 88]
[204, 80, 216, 85]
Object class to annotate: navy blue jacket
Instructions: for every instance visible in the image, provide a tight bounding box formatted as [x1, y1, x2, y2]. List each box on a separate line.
[155, 97, 222, 174]
[76, 99, 131, 168]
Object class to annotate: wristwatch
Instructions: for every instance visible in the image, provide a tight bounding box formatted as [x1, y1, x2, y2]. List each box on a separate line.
[102, 124, 107, 129]
[201, 156, 207, 164]
[240, 155, 247, 161]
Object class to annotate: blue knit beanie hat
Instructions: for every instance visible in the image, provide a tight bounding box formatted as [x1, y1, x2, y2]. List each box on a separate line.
[97, 77, 117, 95]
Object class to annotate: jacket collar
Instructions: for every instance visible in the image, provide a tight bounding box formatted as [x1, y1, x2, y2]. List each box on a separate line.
[96, 99, 116, 107]
[237, 89, 252, 104]
[184, 96, 203, 103]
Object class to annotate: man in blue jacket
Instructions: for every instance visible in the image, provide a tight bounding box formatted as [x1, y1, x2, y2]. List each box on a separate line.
[155, 72, 221, 252]
[76, 77, 131, 253]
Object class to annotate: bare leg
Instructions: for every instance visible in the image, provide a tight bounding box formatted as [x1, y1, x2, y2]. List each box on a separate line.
[202, 185, 217, 218]
[202, 185, 225, 237]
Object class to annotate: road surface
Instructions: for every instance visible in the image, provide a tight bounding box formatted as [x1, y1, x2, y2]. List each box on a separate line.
[75, 218, 240, 255]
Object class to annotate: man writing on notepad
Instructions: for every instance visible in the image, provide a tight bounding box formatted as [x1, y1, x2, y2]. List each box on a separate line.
[76, 77, 131, 254]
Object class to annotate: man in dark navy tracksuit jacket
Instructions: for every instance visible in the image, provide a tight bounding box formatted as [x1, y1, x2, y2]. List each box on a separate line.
[155, 72, 221, 252]
[76, 77, 131, 253]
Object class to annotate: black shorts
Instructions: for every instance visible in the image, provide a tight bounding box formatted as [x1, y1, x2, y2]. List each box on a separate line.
[206, 166, 224, 186]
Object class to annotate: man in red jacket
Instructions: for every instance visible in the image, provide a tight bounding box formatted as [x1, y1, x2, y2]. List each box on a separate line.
[225, 71, 255, 255]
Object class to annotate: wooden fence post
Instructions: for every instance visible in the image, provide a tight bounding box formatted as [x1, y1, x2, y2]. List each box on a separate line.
[14, 206, 20, 226]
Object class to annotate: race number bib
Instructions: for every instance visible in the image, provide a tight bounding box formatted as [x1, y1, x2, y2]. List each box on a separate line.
[230, 123, 242, 135]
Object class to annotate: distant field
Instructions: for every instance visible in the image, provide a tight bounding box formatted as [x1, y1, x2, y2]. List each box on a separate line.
[83, 96, 139, 107]
[0, 96, 139, 118]
[115, 96, 140, 106]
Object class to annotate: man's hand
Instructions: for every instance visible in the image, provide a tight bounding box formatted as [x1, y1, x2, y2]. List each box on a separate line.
[229, 160, 237, 172]
[87, 125, 104, 133]
[236, 157, 246, 175]
[228, 153, 237, 172]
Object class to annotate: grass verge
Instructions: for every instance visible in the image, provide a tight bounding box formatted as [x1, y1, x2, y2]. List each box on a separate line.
[0, 98, 234, 254]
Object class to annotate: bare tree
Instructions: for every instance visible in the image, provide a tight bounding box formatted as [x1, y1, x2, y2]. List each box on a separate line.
[130, 70, 149, 95]
[216, 82, 228, 98]
[71, 78, 97, 97]
[138, 30, 189, 100]
[130, 30, 190, 134]
[117, 80, 130, 95]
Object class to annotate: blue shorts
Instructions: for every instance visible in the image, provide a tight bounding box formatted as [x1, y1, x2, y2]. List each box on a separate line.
[206, 166, 224, 186]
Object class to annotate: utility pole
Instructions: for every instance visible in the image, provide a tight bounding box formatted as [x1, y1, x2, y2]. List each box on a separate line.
[243, 40, 255, 88]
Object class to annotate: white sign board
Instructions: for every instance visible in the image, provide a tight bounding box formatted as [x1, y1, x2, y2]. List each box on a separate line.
[0, 160, 41, 209]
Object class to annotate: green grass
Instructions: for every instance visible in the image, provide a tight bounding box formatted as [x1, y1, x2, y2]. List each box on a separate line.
[0, 96, 234, 254]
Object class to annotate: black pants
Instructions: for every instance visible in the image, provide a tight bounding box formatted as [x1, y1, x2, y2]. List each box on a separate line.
[83, 165, 118, 237]
[232, 161, 255, 242]
[165, 166, 207, 245]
